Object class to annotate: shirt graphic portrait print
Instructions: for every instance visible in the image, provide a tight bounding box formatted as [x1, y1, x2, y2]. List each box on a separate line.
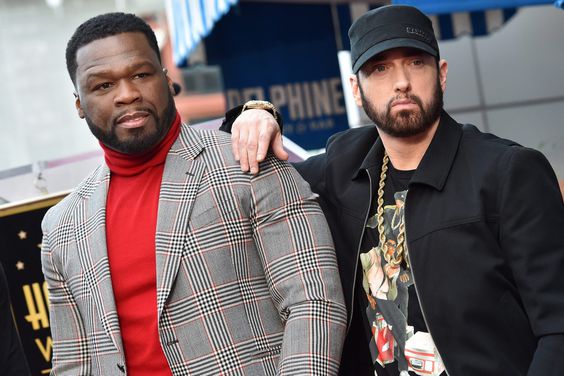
[361, 187, 444, 376]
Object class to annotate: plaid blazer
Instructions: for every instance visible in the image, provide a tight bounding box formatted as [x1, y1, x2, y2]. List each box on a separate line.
[41, 125, 347, 376]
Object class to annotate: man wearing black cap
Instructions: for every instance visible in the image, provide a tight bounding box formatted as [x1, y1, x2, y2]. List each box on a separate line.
[222, 4, 564, 376]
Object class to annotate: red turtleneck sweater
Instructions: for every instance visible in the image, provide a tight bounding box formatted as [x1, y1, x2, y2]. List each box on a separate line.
[103, 114, 181, 376]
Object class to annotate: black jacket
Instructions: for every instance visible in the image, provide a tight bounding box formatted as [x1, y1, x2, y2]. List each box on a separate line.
[222, 110, 564, 375]
[0, 263, 31, 375]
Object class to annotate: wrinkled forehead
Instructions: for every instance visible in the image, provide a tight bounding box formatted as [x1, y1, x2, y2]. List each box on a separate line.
[75, 32, 159, 78]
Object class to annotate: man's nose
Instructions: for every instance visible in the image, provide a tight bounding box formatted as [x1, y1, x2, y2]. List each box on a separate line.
[393, 67, 411, 93]
[114, 80, 141, 105]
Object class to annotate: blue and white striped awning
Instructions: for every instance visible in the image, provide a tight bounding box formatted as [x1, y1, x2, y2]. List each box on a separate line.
[393, 0, 563, 39]
[392, 0, 562, 14]
[428, 8, 518, 40]
[165, 0, 239, 67]
[166, 0, 563, 67]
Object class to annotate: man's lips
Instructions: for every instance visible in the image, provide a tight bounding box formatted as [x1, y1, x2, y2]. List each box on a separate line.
[391, 98, 417, 107]
[116, 111, 150, 129]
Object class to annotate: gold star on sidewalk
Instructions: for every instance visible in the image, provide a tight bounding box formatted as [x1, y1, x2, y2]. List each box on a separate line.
[18, 230, 27, 240]
[16, 261, 25, 271]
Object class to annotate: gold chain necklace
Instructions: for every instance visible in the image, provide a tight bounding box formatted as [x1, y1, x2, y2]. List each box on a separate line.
[376, 152, 408, 268]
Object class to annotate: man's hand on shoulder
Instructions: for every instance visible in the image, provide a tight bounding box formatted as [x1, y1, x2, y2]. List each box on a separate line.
[231, 109, 288, 174]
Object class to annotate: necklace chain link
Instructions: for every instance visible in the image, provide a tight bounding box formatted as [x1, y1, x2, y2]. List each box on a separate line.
[376, 152, 408, 268]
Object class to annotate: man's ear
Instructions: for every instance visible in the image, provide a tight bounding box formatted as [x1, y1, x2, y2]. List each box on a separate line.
[74, 94, 85, 119]
[349, 73, 363, 107]
[163, 67, 175, 96]
[438, 59, 448, 93]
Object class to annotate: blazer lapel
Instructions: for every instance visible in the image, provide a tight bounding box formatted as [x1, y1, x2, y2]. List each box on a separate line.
[73, 165, 123, 353]
[155, 125, 205, 318]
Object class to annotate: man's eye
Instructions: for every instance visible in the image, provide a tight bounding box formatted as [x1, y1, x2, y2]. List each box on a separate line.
[133, 73, 150, 79]
[361, 63, 386, 76]
[412, 59, 424, 66]
[95, 82, 113, 90]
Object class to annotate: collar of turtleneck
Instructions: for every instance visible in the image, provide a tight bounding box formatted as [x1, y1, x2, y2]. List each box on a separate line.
[100, 112, 181, 177]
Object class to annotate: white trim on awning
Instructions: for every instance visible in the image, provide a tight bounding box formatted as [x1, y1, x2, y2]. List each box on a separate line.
[165, 0, 239, 67]
[392, 0, 561, 14]
[166, 0, 562, 67]
[427, 8, 518, 40]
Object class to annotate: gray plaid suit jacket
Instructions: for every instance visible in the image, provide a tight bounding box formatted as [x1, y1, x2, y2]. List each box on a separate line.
[41, 125, 347, 376]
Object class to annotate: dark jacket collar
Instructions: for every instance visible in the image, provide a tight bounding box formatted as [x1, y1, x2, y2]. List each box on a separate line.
[354, 129, 384, 179]
[410, 111, 462, 190]
[354, 111, 462, 191]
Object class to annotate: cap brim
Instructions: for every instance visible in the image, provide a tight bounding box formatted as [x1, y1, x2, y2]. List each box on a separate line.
[352, 38, 438, 73]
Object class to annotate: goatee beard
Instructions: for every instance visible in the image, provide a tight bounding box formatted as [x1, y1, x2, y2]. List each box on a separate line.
[86, 92, 176, 155]
[360, 78, 443, 138]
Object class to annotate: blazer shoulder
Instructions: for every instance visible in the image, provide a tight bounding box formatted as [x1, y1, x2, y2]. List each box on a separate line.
[185, 126, 231, 148]
[42, 166, 102, 231]
[192, 126, 304, 181]
[176, 126, 252, 177]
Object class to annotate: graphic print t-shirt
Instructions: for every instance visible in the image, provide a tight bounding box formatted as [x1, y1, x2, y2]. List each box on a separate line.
[359, 163, 444, 376]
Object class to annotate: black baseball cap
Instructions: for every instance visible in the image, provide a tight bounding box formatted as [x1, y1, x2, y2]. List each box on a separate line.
[349, 5, 439, 73]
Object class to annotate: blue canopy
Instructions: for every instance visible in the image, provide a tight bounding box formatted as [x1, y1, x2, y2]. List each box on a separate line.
[165, 0, 239, 66]
[166, 0, 563, 66]
[391, 0, 562, 40]
[392, 0, 563, 14]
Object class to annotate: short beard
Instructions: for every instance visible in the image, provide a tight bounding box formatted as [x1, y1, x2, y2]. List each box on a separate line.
[86, 91, 176, 155]
[359, 77, 443, 138]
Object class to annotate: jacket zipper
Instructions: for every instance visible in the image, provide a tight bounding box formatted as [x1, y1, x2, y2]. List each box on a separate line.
[404, 190, 451, 376]
[347, 169, 374, 333]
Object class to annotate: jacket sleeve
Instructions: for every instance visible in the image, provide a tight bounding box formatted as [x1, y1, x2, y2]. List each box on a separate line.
[497, 147, 564, 375]
[41, 222, 91, 376]
[249, 156, 347, 375]
[220, 105, 284, 133]
[219, 105, 243, 133]
[292, 153, 328, 198]
[293, 129, 347, 201]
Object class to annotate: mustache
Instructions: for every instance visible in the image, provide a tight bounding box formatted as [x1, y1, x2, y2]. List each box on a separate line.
[111, 107, 156, 127]
[387, 94, 424, 112]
